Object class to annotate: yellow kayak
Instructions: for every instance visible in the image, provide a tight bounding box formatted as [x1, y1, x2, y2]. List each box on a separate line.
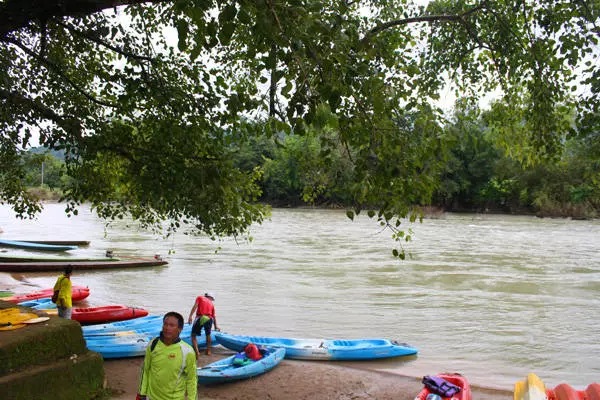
[514, 373, 548, 400]
[0, 308, 41, 330]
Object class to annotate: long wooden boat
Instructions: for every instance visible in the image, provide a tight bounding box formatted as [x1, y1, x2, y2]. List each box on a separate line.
[0, 259, 168, 272]
[5, 285, 90, 303]
[0, 254, 120, 262]
[0, 239, 77, 252]
[214, 331, 418, 360]
[44, 305, 148, 325]
[197, 347, 285, 385]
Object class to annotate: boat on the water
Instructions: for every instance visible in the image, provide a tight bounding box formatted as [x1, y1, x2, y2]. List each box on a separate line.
[5, 285, 90, 303]
[0, 254, 119, 262]
[8, 240, 90, 246]
[415, 373, 471, 400]
[44, 305, 148, 325]
[214, 331, 418, 360]
[0, 239, 77, 252]
[197, 347, 285, 385]
[0, 258, 168, 272]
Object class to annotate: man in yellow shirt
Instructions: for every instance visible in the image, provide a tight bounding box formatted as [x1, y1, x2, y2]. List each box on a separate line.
[137, 312, 197, 400]
[53, 265, 73, 319]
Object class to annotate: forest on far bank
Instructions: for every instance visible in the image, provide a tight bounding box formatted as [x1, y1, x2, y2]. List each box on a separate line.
[22, 105, 600, 220]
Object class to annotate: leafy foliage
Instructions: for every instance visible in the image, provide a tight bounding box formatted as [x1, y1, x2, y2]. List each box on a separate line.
[1, 0, 598, 251]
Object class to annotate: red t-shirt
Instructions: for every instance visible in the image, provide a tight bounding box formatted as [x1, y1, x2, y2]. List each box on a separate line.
[195, 296, 215, 319]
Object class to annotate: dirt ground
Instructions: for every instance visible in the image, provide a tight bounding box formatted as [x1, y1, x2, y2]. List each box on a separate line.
[104, 351, 513, 400]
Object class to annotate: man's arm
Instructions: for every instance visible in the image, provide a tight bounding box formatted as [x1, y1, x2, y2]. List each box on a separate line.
[185, 350, 198, 399]
[137, 342, 152, 398]
[188, 301, 198, 324]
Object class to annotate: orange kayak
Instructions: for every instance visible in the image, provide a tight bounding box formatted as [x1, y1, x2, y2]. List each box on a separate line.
[548, 383, 600, 400]
[70, 305, 148, 325]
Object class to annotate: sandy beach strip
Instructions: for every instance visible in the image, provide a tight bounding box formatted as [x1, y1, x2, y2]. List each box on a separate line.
[2, 273, 513, 399]
[105, 350, 513, 400]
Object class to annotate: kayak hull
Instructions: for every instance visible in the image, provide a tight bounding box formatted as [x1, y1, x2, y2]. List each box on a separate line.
[5, 286, 90, 304]
[85, 329, 216, 359]
[0, 239, 77, 251]
[197, 347, 285, 385]
[215, 332, 417, 360]
[45, 305, 149, 325]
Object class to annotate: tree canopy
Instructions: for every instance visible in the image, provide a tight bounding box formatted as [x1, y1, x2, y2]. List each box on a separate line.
[1, 0, 598, 251]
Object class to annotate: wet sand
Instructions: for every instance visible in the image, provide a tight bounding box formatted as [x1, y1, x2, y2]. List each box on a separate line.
[105, 351, 513, 400]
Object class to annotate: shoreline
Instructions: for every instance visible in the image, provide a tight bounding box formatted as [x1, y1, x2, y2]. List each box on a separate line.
[3, 273, 513, 399]
[104, 350, 514, 400]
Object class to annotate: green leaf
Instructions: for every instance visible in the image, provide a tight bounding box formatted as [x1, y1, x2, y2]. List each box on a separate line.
[346, 210, 354, 220]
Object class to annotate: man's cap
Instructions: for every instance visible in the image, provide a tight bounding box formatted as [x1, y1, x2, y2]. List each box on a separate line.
[205, 292, 215, 300]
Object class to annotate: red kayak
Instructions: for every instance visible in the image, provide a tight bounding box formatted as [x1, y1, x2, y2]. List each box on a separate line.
[415, 373, 472, 400]
[5, 285, 90, 304]
[70, 305, 148, 325]
[548, 383, 600, 400]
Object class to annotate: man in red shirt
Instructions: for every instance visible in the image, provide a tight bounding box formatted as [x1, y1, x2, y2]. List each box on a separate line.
[187, 292, 219, 359]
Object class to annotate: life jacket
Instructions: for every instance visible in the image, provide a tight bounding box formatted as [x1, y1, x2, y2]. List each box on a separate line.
[244, 343, 263, 361]
[422, 375, 462, 398]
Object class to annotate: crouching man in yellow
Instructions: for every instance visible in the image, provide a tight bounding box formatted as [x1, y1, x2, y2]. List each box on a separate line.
[137, 312, 197, 400]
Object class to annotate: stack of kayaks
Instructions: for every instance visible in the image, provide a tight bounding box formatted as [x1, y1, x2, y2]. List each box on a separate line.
[5, 286, 90, 303]
[515, 373, 600, 400]
[197, 347, 286, 385]
[214, 331, 418, 360]
[82, 316, 216, 358]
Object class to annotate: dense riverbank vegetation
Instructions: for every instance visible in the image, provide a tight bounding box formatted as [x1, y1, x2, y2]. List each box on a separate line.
[2, 1, 599, 256]
[24, 101, 600, 220]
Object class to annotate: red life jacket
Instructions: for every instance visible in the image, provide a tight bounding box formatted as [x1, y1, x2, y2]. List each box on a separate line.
[244, 343, 262, 360]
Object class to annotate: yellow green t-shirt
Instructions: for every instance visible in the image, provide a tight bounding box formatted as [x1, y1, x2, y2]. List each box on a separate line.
[138, 337, 197, 400]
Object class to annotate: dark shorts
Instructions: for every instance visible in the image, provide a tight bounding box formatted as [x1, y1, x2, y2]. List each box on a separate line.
[191, 316, 212, 336]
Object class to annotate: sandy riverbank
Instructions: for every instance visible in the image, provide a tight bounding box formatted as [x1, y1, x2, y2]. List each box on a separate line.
[2, 273, 513, 399]
[105, 350, 513, 400]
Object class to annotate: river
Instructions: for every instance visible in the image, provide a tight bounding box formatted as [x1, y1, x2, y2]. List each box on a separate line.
[1, 204, 599, 390]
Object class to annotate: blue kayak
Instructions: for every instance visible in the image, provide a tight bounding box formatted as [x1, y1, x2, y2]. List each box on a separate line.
[86, 331, 216, 359]
[82, 315, 163, 335]
[215, 332, 418, 360]
[197, 347, 285, 385]
[18, 298, 57, 309]
[0, 239, 77, 252]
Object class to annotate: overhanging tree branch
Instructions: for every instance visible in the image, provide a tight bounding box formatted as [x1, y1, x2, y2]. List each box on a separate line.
[0, 88, 83, 140]
[0, 0, 158, 39]
[56, 20, 156, 63]
[5, 37, 120, 108]
[360, 3, 488, 46]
